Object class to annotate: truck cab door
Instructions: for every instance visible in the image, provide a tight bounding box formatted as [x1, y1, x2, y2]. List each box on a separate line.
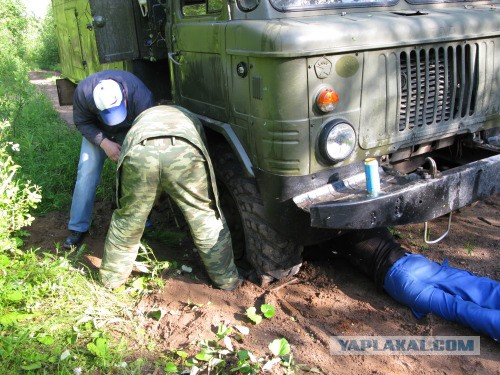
[89, 0, 139, 63]
[169, 0, 229, 121]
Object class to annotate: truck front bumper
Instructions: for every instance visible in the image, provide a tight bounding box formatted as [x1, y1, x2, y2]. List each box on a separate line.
[293, 154, 500, 229]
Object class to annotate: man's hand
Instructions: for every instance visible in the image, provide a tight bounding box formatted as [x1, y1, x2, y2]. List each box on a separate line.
[100, 138, 122, 162]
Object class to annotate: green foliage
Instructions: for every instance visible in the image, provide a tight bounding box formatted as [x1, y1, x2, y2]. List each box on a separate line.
[0, 0, 95, 213]
[0, 1, 31, 123]
[135, 242, 173, 289]
[246, 304, 276, 324]
[0, 0, 58, 70]
[164, 362, 178, 373]
[32, 7, 60, 70]
[216, 323, 232, 340]
[95, 159, 117, 209]
[0, 0, 29, 58]
[232, 350, 260, 374]
[0, 121, 41, 251]
[261, 304, 276, 319]
[7, 89, 84, 213]
[246, 306, 263, 324]
[155, 319, 300, 374]
[388, 226, 403, 239]
[465, 241, 476, 256]
[0, 249, 155, 373]
[182, 0, 223, 16]
[143, 226, 187, 247]
[268, 338, 291, 357]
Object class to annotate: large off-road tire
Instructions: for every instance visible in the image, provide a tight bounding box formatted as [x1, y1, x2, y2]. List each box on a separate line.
[211, 144, 303, 281]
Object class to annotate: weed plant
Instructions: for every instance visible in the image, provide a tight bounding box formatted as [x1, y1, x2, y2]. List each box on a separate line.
[0, 121, 41, 251]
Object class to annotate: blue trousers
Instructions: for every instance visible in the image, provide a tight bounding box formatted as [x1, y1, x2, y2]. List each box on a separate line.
[384, 254, 500, 341]
[68, 138, 107, 232]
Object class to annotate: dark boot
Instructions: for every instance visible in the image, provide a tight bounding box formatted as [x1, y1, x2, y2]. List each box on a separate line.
[63, 231, 87, 249]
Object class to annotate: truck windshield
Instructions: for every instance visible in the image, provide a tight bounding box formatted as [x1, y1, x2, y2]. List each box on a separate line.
[270, 0, 398, 11]
[405, 0, 482, 3]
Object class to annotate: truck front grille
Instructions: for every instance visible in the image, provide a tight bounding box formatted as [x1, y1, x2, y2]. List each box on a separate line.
[398, 43, 479, 131]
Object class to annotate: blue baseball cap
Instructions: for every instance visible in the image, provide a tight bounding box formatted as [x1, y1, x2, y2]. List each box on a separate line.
[92, 79, 127, 125]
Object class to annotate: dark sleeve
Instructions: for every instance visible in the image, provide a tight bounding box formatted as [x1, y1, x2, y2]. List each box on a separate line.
[73, 84, 106, 146]
[128, 80, 155, 118]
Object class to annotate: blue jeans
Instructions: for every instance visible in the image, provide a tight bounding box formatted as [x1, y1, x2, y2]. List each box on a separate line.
[384, 254, 500, 341]
[68, 138, 107, 232]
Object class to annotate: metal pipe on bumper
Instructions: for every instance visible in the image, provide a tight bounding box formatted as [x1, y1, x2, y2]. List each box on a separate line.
[294, 154, 500, 229]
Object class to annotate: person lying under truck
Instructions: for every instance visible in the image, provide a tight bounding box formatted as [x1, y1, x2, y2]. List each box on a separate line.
[99, 105, 241, 291]
[336, 228, 499, 342]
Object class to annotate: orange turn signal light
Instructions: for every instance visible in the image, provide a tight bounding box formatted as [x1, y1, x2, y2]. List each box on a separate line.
[316, 89, 339, 112]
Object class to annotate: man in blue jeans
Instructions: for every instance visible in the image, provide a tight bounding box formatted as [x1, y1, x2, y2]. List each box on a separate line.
[64, 70, 154, 248]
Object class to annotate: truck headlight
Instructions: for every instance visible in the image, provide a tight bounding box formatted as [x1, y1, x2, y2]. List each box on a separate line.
[318, 120, 356, 163]
[237, 0, 260, 11]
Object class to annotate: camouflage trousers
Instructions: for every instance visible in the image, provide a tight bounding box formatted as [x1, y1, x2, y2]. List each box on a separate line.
[100, 137, 239, 289]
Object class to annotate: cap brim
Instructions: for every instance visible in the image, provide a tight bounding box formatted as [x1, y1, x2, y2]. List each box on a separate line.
[99, 101, 127, 126]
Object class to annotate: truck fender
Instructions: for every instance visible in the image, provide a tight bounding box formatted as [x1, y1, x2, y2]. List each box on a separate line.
[196, 114, 254, 178]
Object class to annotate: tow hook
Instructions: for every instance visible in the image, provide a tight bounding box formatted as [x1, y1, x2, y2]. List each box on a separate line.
[421, 157, 451, 244]
[418, 157, 439, 179]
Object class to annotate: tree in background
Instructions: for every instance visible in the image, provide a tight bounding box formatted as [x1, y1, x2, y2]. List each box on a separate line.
[0, 0, 29, 58]
[0, 0, 30, 124]
[33, 6, 60, 70]
[0, 0, 83, 217]
[0, 0, 59, 72]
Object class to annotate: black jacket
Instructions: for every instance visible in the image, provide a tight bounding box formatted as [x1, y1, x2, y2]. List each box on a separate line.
[73, 70, 154, 146]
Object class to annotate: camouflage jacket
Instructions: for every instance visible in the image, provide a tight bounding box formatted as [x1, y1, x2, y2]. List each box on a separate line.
[117, 105, 221, 212]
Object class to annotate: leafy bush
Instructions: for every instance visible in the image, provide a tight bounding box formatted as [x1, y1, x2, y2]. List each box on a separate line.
[0, 121, 41, 251]
[0, 0, 32, 131]
[0, 0, 58, 71]
[0, 0, 29, 58]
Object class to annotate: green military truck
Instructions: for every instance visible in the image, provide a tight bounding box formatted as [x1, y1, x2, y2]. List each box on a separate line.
[53, 0, 500, 280]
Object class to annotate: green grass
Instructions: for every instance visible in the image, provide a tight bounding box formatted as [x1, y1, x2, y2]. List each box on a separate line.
[0, 247, 174, 374]
[465, 241, 476, 256]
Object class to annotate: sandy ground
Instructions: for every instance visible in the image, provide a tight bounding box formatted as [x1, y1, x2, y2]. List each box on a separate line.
[27, 71, 500, 374]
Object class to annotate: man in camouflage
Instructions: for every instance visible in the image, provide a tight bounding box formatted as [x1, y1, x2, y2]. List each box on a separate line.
[100, 106, 240, 290]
